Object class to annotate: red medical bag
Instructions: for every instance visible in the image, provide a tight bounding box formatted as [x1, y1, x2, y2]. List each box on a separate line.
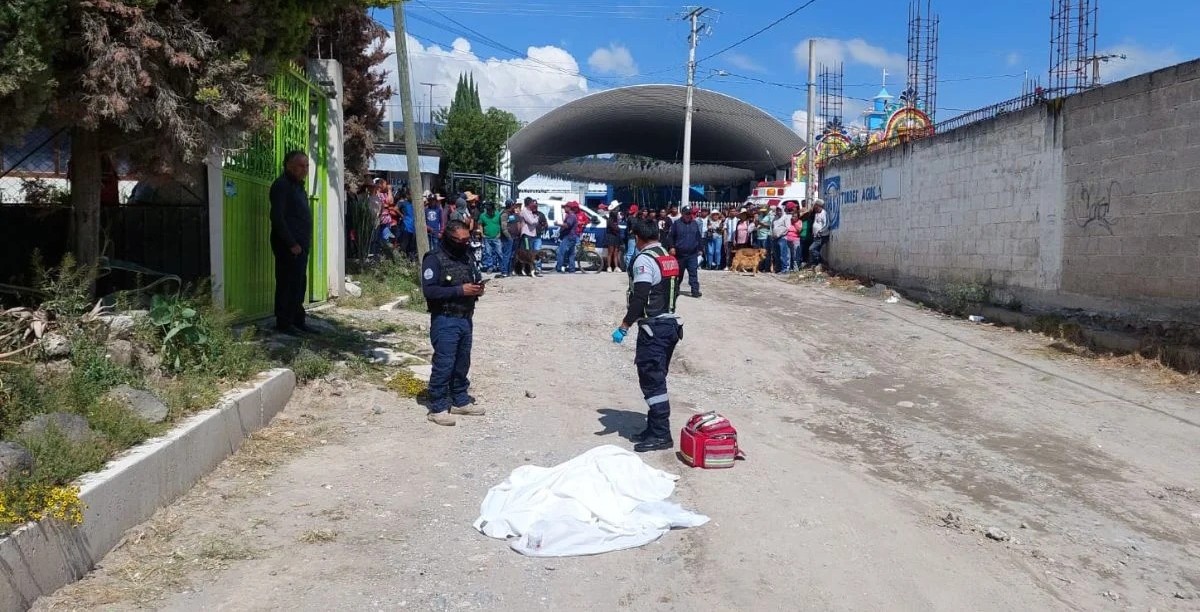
[679, 412, 744, 469]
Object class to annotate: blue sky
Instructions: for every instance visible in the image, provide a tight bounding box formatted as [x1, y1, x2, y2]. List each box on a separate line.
[376, 0, 1195, 137]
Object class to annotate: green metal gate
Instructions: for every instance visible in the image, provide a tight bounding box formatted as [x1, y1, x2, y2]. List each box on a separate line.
[222, 65, 329, 319]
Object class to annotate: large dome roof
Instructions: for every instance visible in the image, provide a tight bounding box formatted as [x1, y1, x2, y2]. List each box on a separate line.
[508, 85, 805, 184]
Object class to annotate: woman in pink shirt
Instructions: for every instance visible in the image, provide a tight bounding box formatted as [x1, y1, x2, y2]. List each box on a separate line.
[734, 212, 753, 249]
[785, 210, 802, 272]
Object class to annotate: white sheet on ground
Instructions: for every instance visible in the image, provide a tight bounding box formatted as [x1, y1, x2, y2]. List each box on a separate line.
[473, 445, 709, 557]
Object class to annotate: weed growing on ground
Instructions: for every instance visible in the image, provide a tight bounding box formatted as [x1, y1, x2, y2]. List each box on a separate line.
[144, 290, 268, 377]
[289, 346, 333, 383]
[32, 253, 95, 322]
[196, 536, 260, 561]
[299, 529, 338, 543]
[83, 398, 163, 450]
[157, 373, 222, 420]
[386, 369, 427, 398]
[944, 281, 990, 315]
[0, 365, 46, 438]
[15, 427, 110, 488]
[341, 260, 424, 310]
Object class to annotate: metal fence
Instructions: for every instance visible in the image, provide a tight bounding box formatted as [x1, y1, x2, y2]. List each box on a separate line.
[0, 203, 210, 289]
[826, 86, 1084, 166]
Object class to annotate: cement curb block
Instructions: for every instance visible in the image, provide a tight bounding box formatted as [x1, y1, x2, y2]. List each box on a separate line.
[0, 368, 296, 611]
[378, 295, 411, 311]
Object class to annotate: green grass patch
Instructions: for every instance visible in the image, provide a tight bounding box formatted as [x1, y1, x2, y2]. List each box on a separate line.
[341, 261, 425, 310]
[289, 346, 333, 383]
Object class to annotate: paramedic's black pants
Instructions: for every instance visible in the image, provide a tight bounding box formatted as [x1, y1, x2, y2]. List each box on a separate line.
[635, 318, 681, 440]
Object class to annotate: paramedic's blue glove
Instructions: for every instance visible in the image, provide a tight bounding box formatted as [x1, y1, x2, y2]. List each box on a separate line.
[612, 327, 627, 344]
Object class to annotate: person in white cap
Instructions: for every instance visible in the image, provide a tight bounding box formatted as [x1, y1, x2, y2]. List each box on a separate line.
[809, 198, 831, 271]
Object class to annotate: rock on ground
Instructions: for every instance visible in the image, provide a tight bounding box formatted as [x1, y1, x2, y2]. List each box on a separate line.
[19, 412, 94, 443]
[105, 339, 134, 368]
[103, 385, 169, 424]
[0, 442, 34, 484]
[99, 313, 142, 340]
[39, 333, 71, 359]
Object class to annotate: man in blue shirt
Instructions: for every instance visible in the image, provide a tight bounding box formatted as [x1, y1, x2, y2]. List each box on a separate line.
[421, 220, 486, 426]
[399, 192, 416, 259]
[667, 207, 704, 298]
[425, 193, 444, 252]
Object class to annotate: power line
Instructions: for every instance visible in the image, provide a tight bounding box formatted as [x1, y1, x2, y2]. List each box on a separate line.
[697, 0, 821, 64]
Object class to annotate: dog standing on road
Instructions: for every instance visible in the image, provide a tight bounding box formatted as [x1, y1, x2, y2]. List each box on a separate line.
[730, 248, 768, 275]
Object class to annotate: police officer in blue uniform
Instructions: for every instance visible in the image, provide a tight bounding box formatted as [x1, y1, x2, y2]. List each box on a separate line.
[421, 220, 486, 426]
[612, 220, 683, 452]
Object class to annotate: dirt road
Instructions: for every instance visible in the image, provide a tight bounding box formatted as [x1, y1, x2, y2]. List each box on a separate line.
[36, 271, 1200, 611]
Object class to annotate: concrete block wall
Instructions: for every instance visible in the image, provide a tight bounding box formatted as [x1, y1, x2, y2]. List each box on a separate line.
[826, 104, 1064, 298]
[826, 57, 1200, 324]
[1060, 60, 1200, 316]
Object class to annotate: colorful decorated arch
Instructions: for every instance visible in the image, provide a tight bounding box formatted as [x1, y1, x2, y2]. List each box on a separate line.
[883, 106, 934, 140]
[791, 149, 808, 182]
[816, 131, 852, 165]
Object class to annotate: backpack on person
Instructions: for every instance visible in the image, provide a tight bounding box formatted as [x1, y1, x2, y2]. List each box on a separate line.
[574, 210, 589, 236]
[680, 412, 745, 469]
[506, 214, 522, 240]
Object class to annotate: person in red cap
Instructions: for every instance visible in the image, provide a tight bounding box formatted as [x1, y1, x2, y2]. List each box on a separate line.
[555, 201, 583, 273]
[624, 204, 640, 268]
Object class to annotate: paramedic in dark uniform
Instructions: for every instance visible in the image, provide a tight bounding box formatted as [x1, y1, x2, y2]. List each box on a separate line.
[421, 220, 486, 426]
[612, 219, 682, 452]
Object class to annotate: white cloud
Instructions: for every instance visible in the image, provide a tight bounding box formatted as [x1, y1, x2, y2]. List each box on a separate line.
[588, 43, 639, 77]
[1006, 52, 1022, 67]
[1096, 42, 1183, 83]
[792, 110, 822, 142]
[381, 34, 590, 123]
[726, 52, 766, 73]
[795, 38, 906, 73]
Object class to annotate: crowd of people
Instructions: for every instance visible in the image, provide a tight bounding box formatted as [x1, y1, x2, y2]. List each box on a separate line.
[352, 178, 832, 282]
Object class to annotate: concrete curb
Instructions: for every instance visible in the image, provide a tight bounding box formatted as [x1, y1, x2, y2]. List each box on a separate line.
[378, 295, 411, 311]
[0, 368, 296, 611]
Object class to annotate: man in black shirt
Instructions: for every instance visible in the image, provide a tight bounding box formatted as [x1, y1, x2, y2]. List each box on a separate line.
[269, 151, 313, 334]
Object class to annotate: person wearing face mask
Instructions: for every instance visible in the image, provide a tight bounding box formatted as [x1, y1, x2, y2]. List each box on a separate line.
[421, 220, 487, 426]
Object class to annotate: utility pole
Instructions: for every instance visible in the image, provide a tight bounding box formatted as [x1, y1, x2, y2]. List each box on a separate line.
[420, 82, 438, 141]
[680, 7, 708, 211]
[392, 0, 429, 258]
[806, 38, 817, 204]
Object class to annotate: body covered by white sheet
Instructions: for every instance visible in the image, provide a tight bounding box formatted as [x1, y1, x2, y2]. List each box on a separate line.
[473, 445, 709, 556]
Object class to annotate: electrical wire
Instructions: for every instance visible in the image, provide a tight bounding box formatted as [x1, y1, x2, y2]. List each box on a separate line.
[697, 0, 821, 64]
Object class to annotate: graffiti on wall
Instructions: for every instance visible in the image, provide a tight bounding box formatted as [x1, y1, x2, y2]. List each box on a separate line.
[1073, 180, 1120, 235]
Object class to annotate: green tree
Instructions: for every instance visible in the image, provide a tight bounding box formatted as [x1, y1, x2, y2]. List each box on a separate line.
[435, 74, 520, 176]
[306, 6, 392, 191]
[0, 0, 376, 274]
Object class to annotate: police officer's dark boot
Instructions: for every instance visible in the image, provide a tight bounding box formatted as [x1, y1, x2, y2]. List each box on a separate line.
[630, 429, 651, 443]
[633, 437, 673, 453]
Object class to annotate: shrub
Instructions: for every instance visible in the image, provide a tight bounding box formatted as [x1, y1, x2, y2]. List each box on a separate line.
[64, 335, 139, 411]
[145, 292, 267, 377]
[33, 253, 95, 321]
[0, 365, 47, 438]
[290, 347, 332, 383]
[84, 398, 161, 450]
[16, 427, 111, 488]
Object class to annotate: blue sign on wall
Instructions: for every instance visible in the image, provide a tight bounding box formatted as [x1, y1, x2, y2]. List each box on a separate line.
[822, 175, 841, 231]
